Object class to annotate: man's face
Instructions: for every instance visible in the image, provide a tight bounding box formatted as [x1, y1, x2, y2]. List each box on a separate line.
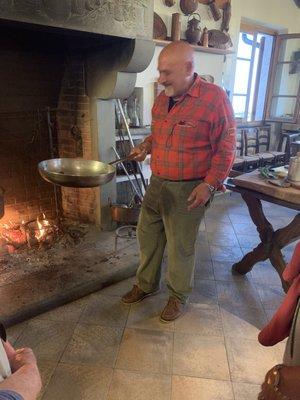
[157, 55, 191, 98]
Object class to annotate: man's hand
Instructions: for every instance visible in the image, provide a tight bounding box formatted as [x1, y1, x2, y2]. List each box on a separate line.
[187, 183, 211, 211]
[3, 342, 37, 373]
[129, 141, 151, 162]
[0, 341, 42, 400]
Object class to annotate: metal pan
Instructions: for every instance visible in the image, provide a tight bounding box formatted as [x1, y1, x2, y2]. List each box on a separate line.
[38, 158, 117, 188]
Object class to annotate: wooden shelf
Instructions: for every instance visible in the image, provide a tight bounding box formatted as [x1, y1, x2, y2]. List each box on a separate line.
[154, 39, 234, 55]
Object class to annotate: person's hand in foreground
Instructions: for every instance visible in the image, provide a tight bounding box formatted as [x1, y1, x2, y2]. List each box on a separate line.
[0, 341, 41, 400]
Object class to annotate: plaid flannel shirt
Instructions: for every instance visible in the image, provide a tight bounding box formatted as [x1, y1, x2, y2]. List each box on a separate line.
[145, 75, 236, 189]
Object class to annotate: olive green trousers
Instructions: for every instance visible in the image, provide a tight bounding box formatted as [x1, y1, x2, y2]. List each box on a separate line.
[136, 175, 206, 304]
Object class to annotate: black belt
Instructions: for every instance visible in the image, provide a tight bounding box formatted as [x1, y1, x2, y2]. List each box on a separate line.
[153, 175, 205, 182]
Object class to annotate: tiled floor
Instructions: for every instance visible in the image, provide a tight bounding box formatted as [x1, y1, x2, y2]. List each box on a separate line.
[7, 192, 298, 400]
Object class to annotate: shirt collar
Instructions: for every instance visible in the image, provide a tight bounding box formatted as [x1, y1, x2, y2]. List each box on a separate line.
[172, 73, 201, 103]
[186, 73, 202, 98]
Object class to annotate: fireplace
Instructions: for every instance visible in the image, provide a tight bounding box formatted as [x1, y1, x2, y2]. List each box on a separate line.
[0, 0, 154, 324]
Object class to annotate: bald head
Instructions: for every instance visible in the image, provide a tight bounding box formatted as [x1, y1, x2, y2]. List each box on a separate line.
[157, 41, 195, 98]
[159, 41, 195, 69]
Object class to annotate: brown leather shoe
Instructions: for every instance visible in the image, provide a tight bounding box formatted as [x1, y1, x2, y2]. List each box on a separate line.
[160, 296, 186, 322]
[122, 284, 159, 305]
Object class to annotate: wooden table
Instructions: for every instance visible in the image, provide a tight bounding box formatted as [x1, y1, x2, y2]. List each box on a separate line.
[226, 171, 300, 292]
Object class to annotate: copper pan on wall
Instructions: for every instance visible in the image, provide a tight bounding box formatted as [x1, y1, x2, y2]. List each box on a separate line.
[180, 0, 198, 15]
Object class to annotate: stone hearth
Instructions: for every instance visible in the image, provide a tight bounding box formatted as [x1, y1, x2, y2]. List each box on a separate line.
[0, 224, 139, 326]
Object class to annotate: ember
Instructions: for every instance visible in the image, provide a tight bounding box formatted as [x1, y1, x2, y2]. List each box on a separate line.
[0, 214, 58, 253]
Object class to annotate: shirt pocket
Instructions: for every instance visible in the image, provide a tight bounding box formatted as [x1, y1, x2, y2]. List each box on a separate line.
[172, 119, 210, 151]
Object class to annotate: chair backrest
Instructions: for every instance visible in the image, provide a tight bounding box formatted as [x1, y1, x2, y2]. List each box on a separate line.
[244, 128, 259, 156]
[257, 125, 271, 152]
[236, 128, 244, 156]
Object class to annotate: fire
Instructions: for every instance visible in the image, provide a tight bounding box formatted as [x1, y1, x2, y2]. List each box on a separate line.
[0, 213, 57, 253]
[35, 213, 50, 241]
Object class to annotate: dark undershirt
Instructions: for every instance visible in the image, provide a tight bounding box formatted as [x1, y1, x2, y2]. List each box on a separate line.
[168, 97, 177, 112]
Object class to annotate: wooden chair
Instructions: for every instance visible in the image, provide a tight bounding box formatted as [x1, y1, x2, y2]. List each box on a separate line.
[232, 128, 246, 172]
[278, 130, 300, 164]
[243, 127, 261, 171]
[256, 125, 276, 167]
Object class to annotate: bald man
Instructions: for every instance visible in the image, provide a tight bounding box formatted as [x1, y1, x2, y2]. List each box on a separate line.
[122, 41, 236, 322]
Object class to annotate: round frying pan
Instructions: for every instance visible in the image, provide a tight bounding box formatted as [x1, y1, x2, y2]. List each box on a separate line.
[38, 158, 121, 188]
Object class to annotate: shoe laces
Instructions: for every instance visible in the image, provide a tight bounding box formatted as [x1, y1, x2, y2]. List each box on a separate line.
[167, 296, 180, 309]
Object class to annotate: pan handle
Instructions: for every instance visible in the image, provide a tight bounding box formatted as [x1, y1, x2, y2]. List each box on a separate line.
[109, 154, 135, 165]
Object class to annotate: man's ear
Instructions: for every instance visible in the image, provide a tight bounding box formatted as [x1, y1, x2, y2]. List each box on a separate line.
[186, 61, 194, 75]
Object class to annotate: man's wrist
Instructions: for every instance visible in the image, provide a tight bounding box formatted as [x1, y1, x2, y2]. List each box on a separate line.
[203, 182, 216, 194]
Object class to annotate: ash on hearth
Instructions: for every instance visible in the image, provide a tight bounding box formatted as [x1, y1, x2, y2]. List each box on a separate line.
[0, 217, 89, 255]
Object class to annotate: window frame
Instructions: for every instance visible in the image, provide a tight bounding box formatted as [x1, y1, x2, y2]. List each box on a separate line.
[232, 22, 277, 124]
[264, 33, 300, 124]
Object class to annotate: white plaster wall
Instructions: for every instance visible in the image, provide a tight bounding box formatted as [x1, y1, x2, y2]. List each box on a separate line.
[135, 0, 300, 125]
[135, 45, 225, 125]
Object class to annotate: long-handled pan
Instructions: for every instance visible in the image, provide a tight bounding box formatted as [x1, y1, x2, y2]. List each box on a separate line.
[38, 155, 135, 188]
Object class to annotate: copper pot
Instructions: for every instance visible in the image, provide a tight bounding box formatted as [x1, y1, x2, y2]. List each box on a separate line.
[185, 13, 202, 45]
[110, 205, 140, 224]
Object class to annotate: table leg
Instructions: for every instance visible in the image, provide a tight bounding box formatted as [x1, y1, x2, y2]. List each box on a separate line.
[232, 194, 300, 292]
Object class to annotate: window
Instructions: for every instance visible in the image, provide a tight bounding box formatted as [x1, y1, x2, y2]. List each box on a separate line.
[265, 34, 300, 123]
[232, 25, 275, 122]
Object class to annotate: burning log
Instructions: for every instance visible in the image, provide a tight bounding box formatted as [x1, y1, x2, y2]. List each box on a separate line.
[0, 214, 58, 253]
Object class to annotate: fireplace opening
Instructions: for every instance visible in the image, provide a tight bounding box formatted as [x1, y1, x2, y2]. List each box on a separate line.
[0, 21, 143, 325]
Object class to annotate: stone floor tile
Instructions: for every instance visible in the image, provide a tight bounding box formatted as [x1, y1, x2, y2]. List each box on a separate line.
[205, 212, 231, 224]
[195, 244, 211, 261]
[212, 261, 253, 283]
[251, 263, 282, 286]
[194, 260, 214, 280]
[205, 221, 236, 235]
[15, 319, 75, 362]
[173, 333, 230, 380]
[209, 245, 244, 263]
[107, 370, 171, 400]
[6, 321, 28, 345]
[61, 323, 123, 367]
[33, 297, 89, 323]
[41, 363, 112, 400]
[116, 328, 173, 374]
[232, 382, 261, 400]
[171, 375, 234, 400]
[199, 219, 206, 232]
[37, 360, 57, 400]
[190, 279, 218, 304]
[221, 305, 267, 340]
[174, 303, 223, 336]
[127, 294, 174, 332]
[256, 284, 285, 309]
[207, 231, 240, 246]
[232, 223, 259, 236]
[100, 276, 136, 297]
[228, 213, 253, 224]
[196, 231, 208, 244]
[217, 281, 262, 309]
[80, 294, 130, 328]
[226, 337, 282, 384]
[237, 234, 260, 249]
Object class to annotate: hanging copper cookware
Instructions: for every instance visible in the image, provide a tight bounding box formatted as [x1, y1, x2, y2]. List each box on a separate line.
[180, 0, 198, 15]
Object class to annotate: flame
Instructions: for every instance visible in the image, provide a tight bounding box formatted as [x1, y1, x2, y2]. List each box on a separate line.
[35, 214, 50, 241]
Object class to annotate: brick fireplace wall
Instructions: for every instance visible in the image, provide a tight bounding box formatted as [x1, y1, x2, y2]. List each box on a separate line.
[56, 53, 97, 223]
[0, 28, 65, 226]
[0, 27, 97, 228]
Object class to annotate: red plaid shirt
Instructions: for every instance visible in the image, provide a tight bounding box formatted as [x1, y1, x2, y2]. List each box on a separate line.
[145, 74, 236, 188]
